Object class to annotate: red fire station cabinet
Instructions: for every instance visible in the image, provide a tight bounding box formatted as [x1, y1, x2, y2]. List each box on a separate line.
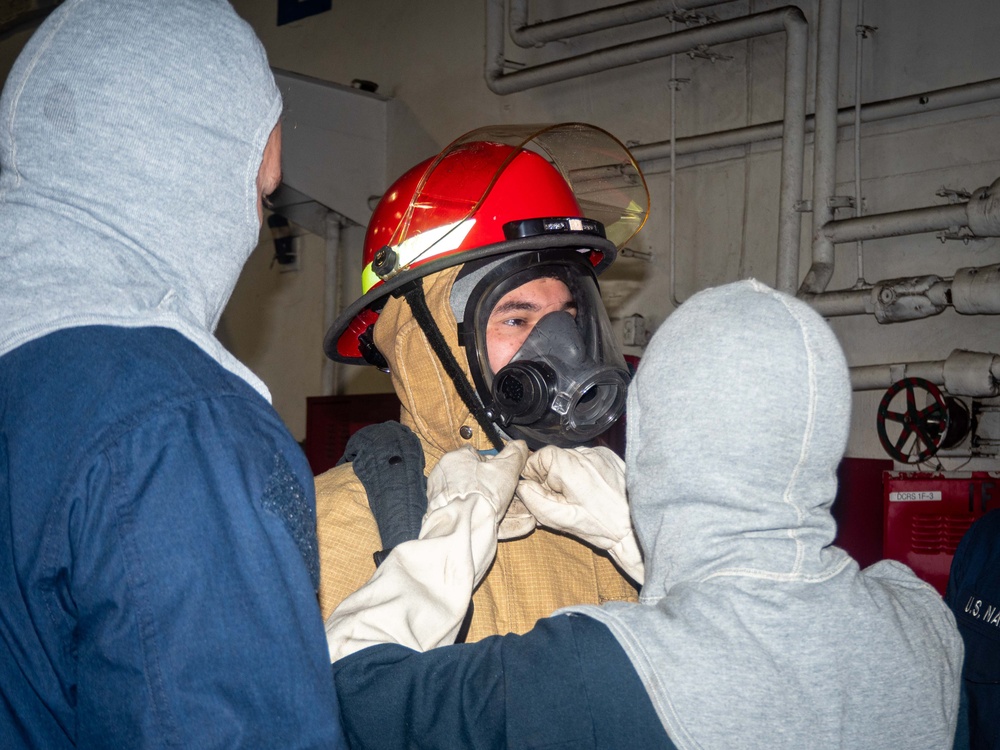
[882, 471, 1000, 595]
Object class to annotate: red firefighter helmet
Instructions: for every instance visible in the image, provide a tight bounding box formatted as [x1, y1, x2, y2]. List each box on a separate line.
[325, 122, 649, 365]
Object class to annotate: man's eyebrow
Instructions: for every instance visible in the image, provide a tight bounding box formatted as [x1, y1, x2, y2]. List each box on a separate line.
[491, 299, 539, 316]
[490, 297, 577, 317]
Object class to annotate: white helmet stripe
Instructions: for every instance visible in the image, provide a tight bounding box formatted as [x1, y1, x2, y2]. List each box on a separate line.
[395, 218, 477, 267]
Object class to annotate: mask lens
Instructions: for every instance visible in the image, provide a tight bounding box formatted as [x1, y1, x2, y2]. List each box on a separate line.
[561, 373, 628, 438]
[574, 382, 618, 422]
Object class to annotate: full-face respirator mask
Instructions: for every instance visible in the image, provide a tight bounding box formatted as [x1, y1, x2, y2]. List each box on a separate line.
[457, 250, 630, 449]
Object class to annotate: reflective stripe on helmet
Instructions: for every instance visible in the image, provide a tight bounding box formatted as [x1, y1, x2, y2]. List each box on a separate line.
[361, 218, 478, 294]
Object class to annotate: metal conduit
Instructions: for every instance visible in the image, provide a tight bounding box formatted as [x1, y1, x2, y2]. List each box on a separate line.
[852, 0, 868, 283]
[485, 2, 806, 96]
[486, 3, 808, 292]
[851, 361, 947, 391]
[629, 76, 1000, 165]
[850, 350, 1000, 396]
[668, 16, 682, 308]
[486, 0, 1000, 327]
[822, 203, 970, 244]
[799, 0, 842, 296]
[774, 9, 808, 293]
[508, 0, 734, 48]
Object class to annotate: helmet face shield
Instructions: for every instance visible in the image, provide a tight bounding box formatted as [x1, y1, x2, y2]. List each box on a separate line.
[459, 251, 630, 448]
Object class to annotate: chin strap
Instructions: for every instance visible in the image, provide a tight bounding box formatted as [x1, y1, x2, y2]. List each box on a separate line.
[402, 279, 506, 452]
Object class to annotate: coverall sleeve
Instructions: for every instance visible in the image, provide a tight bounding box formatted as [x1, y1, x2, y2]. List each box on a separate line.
[67, 396, 345, 749]
[315, 463, 640, 641]
[331, 613, 675, 750]
[945, 510, 1000, 750]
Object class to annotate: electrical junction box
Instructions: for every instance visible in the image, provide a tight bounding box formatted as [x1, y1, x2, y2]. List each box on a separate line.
[622, 314, 648, 347]
[883, 471, 1000, 595]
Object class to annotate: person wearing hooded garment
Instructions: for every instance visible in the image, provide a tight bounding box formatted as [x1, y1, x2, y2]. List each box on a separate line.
[324, 279, 963, 750]
[0, 2, 345, 747]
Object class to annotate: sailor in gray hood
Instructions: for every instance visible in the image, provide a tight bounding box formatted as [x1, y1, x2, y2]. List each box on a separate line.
[325, 279, 962, 750]
[0, 1, 345, 747]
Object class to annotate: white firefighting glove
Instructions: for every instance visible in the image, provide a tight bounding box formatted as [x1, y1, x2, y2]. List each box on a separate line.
[325, 440, 529, 662]
[517, 445, 644, 585]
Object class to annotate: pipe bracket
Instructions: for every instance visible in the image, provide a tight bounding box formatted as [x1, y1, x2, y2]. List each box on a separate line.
[965, 177, 1000, 236]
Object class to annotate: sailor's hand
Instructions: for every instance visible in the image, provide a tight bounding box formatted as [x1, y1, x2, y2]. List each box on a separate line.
[518, 445, 644, 584]
[326, 440, 530, 662]
[426, 440, 529, 521]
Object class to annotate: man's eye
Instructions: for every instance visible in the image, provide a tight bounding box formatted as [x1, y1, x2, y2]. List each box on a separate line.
[262, 192, 275, 210]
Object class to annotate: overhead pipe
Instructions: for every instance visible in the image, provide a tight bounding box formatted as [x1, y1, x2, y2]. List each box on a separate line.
[850, 349, 1000, 397]
[796, 0, 1000, 302]
[852, 0, 869, 283]
[504, 0, 1000, 163]
[486, 2, 806, 96]
[798, 0, 842, 296]
[486, 3, 808, 293]
[629, 76, 1000, 167]
[508, 0, 734, 48]
[802, 176, 1000, 318]
[809, 264, 1000, 322]
[820, 202, 971, 244]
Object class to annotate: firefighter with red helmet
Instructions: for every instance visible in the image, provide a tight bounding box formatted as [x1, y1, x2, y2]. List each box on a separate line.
[315, 123, 649, 640]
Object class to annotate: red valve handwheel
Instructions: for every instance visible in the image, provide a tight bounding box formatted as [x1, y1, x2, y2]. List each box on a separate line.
[876, 377, 949, 464]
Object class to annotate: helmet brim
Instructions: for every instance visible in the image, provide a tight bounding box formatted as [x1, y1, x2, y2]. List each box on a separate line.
[324, 232, 617, 364]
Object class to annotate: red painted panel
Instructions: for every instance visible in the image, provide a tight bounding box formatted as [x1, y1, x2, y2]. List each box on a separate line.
[883, 471, 1000, 594]
[832, 458, 893, 569]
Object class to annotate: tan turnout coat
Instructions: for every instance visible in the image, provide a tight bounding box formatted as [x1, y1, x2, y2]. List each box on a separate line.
[315, 265, 638, 640]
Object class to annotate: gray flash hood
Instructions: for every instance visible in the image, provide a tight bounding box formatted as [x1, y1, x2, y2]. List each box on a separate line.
[568, 280, 962, 750]
[0, 0, 282, 400]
